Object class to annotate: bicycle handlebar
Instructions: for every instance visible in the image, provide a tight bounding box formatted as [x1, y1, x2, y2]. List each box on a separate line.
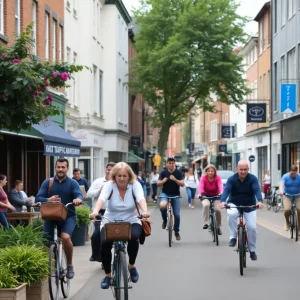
[159, 196, 182, 199]
[199, 195, 221, 200]
[224, 204, 258, 209]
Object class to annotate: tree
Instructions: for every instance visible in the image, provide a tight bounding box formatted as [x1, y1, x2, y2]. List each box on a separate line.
[0, 24, 87, 131]
[130, 0, 250, 158]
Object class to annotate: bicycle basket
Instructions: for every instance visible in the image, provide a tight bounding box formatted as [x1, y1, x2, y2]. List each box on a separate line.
[40, 202, 68, 221]
[104, 222, 131, 241]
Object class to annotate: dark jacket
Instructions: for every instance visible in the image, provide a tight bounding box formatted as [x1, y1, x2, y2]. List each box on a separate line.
[8, 189, 25, 212]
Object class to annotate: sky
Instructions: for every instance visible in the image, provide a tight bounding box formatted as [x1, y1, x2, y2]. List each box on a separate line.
[122, 0, 267, 35]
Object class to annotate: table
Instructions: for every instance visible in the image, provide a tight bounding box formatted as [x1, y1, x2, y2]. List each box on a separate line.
[6, 212, 41, 225]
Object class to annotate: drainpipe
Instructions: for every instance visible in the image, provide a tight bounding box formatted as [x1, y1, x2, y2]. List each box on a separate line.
[269, 2, 273, 179]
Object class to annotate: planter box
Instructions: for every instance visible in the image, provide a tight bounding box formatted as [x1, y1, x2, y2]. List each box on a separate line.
[71, 224, 88, 246]
[26, 278, 48, 300]
[0, 283, 27, 300]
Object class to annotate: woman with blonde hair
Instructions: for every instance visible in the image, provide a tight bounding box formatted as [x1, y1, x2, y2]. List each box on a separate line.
[197, 164, 223, 235]
[90, 162, 149, 289]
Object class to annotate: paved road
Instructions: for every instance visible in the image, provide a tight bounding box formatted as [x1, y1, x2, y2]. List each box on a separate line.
[71, 198, 300, 300]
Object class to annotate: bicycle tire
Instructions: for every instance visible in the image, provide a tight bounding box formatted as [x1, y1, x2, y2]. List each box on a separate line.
[115, 251, 128, 300]
[273, 195, 281, 213]
[168, 212, 173, 247]
[294, 210, 298, 242]
[60, 247, 70, 298]
[243, 231, 247, 268]
[209, 214, 215, 242]
[238, 227, 244, 276]
[49, 244, 59, 300]
[266, 197, 272, 210]
[290, 212, 294, 240]
[213, 213, 219, 246]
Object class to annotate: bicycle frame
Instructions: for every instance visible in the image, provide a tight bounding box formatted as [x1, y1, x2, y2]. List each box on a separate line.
[284, 193, 300, 242]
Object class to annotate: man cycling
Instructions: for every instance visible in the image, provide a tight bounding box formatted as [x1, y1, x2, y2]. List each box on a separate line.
[279, 165, 300, 233]
[158, 156, 184, 240]
[220, 160, 264, 261]
[36, 158, 83, 279]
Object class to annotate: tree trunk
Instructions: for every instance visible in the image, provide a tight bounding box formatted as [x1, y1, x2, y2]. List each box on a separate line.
[157, 123, 171, 170]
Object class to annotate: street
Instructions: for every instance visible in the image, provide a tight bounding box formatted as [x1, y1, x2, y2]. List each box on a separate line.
[71, 197, 300, 300]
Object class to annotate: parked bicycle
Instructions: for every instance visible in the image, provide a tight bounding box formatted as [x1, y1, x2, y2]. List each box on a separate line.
[284, 193, 300, 242]
[159, 195, 182, 247]
[266, 186, 282, 212]
[200, 195, 220, 246]
[224, 204, 257, 276]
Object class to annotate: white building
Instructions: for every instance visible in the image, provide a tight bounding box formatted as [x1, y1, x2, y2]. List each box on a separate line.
[64, 0, 131, 184]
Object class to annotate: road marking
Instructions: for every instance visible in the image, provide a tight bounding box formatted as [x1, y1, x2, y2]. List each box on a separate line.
[257, 217, 300, 245]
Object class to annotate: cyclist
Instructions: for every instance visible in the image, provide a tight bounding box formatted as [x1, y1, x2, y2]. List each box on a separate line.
[90, 162, 149, 289]
[87, 162, 115, 262]
[158, 156, 184, 241]
[36, 158, 83, 279]
[279, 165, 300, 233]
[219, 160, 264, 261]
[197, 164, 223, 234]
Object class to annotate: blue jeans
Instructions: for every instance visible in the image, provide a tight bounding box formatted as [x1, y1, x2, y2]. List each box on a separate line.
[0, 212, 9, 230]
[186, 187, 196, 204]
[160, 192, 181, 234]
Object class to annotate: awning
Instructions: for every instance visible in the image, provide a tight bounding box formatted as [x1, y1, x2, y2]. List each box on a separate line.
[32, 119, 81, 157]
[127, 151, 145, 163]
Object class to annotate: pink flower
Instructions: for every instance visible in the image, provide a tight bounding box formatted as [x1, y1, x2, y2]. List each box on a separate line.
[12, 58, 21, 64]
[60, 72, 69, 81]
[33, 91, 38, 96]
[1, 53, 7, 58]
[52, 71, 58, 78]
[2, 94, 6, 99]
[43, 93, 53, 105]
[39, 86, 44, 92]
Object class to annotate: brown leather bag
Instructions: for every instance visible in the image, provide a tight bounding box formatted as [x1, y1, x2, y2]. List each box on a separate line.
[40, 178, 68, 221]
[104, 222, 131, 241]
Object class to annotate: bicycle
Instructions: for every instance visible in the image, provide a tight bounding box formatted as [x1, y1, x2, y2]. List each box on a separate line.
[48, 203, 73, 300]
[224, 204, 257, 276]
[200, 195, 220, 246]
[284, 193, 300, 242]
[159, 195, 182, 247]
[273, 190, 284, 213]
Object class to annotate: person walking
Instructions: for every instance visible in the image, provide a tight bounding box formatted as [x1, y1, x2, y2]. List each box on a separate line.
[150, 169, 159, 203]
[184, 167, 198, 208]
[262, 170, 271, 199]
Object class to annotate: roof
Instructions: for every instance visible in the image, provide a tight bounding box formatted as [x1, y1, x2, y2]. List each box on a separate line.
[254, 1, 271, 22]
[105, 0, 132, 25]
[238, 36, 258, 56]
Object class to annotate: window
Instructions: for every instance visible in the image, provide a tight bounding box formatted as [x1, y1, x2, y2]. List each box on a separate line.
[73, 0, 77, 17]
[281, 55, 286, 79]
[31, 1, 37, 55]
[288, 0, 296, 19]
[225, 113, 228, 124]
[254, 81, 258, 99]
[259, 21, 263, 54]
[254, 45, 258, 61]
[99, 71, 103, 115]
[274, 0, 277, 33]
[52, 19, 57, 62]
[59, 26, 63, 61]
[268, 71, 271, 99]
[0, 0, 4, 34]
[281, 0, 286, 26]
[66, 47, 71, 62]
[118, 78, 121, 122]
[93, 65, 98, 113]
[15, 0, 20, 35]
[93, 0, 97, 37]
[97, 2, 100, 40]
[45, 13, 50, 60]
[210, 120, 217, 142]
[274, 62, 278, 111]
[287, 48, 296, 80]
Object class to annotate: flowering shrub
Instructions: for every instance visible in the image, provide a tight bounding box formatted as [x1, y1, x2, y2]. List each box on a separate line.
[0, 24, 87, 131]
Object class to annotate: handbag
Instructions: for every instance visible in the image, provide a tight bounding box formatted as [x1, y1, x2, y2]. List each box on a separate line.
[104, 222, 131, 241]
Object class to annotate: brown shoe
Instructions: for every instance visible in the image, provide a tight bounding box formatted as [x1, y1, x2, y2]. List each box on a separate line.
[175, 233, 181, 241]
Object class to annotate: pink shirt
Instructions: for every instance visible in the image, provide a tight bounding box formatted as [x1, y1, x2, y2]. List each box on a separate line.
[198, 175, 223, 196]
[0, 188, 8, 213]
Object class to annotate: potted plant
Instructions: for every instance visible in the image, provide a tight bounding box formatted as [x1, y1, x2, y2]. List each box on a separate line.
[0, 245, 49, 300]
[71, 206, 91, 246]
[0, 267, 26, 300]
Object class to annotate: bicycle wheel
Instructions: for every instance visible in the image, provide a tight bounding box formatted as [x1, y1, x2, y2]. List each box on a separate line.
[243, 231, 247, 268]
[290, 212, 294, 240]
[213, 213, 219, 246]
[238, 227, 244, 276]
[266, 197, 272, 210]
[49, 244, 59, 300]
[115, 251, 128, 300]
[294, 210, 298, 242]
[168, 211, 173, 247]
[209, 214, 215, 242]
[60, 247, 70, 298]
[273, 195, 281, 213]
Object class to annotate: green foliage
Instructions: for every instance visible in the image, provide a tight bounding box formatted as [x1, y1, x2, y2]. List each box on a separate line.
[0, 245, 49, 285]
[0, 23, 89, 131]
[0, 267, 19, 289]
[75, 206, 91, 228]
[130, 0, 251, 154]
[32, 217, 44, 231]
[0, 225, 46, 249]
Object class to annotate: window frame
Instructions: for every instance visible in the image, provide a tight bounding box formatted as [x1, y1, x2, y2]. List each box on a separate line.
[32, 1, 37, 55]
[52, 19, 57, 62]
[15, 0, 21, 35]
[210, 120, 217, 142]
[0, 0, 4, 35]
[59, 25, 63, 61]
[45, 12, 50, 60]
[99, 71, 103, 116]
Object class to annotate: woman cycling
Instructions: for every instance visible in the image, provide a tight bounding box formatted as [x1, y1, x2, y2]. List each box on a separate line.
[184, 167, 198, 208]
[90, 162, 150, 289]
[197, 164, 223, 235]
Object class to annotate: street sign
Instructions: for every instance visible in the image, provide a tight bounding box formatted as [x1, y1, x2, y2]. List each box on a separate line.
[280, 83, 297, 114]
[221, 125, 236, 138]
[218, 144, 227, 153]
[246, 103, 266, 123]
[248, 155, 255, 163]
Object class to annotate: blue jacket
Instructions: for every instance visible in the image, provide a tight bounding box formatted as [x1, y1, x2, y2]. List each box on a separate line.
[220, 173, 262, 212]
[36, 176, 83, 216]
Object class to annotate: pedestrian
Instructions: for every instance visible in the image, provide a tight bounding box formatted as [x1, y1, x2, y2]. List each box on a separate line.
[145, 171, 151, 199]
[8, 180, 33, 212]
[262, 170, 271, 199]
[89, 162, 150, 289]
[137, 171, 146, 198]
[197, 167, 202, 179]
[150, 169, 159, 202]
[0, 174, 16, 229]
[184, 167, 198, 208]
[87, 162, 115, 262]
[72, 168, 89, 200]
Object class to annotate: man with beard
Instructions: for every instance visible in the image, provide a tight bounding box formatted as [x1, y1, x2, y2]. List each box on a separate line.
[36, 158, 83, 279]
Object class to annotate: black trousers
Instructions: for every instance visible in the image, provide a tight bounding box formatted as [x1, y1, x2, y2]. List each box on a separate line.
[151, 183, 158, 200]
[90, 209, 105, 260]
[101, 223, 142, 274]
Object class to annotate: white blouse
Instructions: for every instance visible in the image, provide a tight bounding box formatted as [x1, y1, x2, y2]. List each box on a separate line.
[98, 180, 145, 228]
[184, 176, 198, 189]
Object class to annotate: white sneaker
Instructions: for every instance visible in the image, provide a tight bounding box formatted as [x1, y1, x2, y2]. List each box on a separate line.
[191, 206, 195, 209]
[189, 204, 191, 208]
